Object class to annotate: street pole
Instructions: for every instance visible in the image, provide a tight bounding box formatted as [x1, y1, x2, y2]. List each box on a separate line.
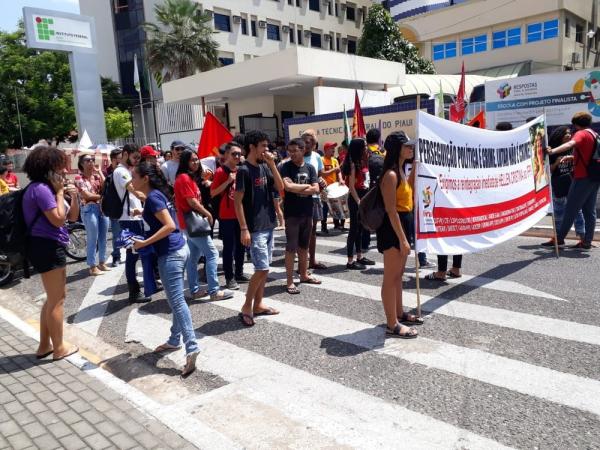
[14, 87, 24, 149]
[138, 88, 147, 143]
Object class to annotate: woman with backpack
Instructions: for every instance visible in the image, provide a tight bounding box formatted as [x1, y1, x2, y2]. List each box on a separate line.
[22, 146, 80, 360]
[75, 154, 110, 276]
[130, 161, 199, 377]
[376, 132, 421, 339]
[341, 138, 373, 270]
[174, 150, 233, 301]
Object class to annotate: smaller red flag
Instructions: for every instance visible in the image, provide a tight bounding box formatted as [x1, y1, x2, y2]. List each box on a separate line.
[467, 110, 486, 129]
[352, 91, 367, 138]
[449, 61, 467, 123]
[198, 112, 233, 159]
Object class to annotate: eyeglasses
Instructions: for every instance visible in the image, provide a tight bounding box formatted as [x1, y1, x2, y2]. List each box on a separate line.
[231, 152, 242, 157]
[83, 158, 95, 163]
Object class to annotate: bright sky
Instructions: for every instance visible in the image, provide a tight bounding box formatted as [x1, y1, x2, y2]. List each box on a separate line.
[0, 0, 80, 32]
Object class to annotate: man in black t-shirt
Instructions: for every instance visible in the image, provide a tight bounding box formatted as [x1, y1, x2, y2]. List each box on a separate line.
[234, 130, 284, 326]
[279, 138, 321, 294]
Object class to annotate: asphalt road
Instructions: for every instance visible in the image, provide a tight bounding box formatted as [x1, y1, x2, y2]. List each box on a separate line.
[1, 229, 600, 449]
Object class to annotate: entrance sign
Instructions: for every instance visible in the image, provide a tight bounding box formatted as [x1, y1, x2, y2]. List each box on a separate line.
[415, 112, 551, 255]
[23, 7, 107, 143]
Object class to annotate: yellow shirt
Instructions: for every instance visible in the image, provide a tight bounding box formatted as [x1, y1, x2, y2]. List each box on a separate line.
[321, 156, 339, 185]
[396, 179, 413, 212]
[0, 178, 9, 196]
[368, 143, 385, 156]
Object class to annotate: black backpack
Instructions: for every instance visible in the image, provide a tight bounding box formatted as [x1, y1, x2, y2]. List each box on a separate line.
[101, 172, 127, 220]
[584, 129, 600, 182]
[359, 182, 386, 232]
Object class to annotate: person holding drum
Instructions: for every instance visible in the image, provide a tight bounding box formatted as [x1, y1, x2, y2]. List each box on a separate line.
[320, 142, 344, 233]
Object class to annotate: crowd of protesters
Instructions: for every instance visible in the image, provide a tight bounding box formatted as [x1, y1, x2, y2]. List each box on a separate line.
[7, 109, 599, 374]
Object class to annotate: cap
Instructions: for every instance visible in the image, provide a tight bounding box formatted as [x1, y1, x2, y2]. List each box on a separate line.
[170, 139, 185, 149]
[323, 142, 337, 151]
[384, 131, 410, 152]
[140, 145, 160, 158]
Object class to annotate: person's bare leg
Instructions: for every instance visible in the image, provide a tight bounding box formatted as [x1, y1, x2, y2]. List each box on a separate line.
[382, 249, 401, 329]
[395, 250, 409, 315]
[40, 268, 76, 358]
[298, 248, 309, 280]
[36, 301, 52, 356]
[285, 251, 296, 289]
[253, 271, 277, 313]
[309, 221, 317, 266]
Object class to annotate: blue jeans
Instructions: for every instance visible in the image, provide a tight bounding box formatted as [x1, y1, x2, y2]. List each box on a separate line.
[557, 178, 600, 243]
[81, 203, 108, 267]
[110, 219, 121, 261]
[553, 196, 584, 237]
[186, 232, 220, 295]
[250, 229, 274, 271]
[119, 220, 144, 286]
[157, 245, 198, 355]
[219, 219, 245, 281]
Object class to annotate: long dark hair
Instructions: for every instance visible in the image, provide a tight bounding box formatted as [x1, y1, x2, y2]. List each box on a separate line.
[548, 126, 570, 149]
[176, 149, 204, 184]
[341, 138, 366, 177]
[136, 161, 173, 200]
[382, 131, 413, 179]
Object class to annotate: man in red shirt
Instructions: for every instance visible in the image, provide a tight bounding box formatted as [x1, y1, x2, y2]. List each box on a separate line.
[211, 142, 248, 290]
[3, 161, 19, 191]
[548, 112, 600, 249]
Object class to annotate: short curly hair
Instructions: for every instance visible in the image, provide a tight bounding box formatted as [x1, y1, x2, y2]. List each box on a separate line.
[23, 146, 67, 183]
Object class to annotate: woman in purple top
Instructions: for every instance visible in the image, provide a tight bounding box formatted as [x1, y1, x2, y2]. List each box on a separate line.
[22, 146, 80, 361]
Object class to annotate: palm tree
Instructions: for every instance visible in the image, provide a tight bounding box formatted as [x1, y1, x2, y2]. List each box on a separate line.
[143, 0, 219, 84]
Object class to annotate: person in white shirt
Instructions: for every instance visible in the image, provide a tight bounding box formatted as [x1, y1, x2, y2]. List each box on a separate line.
[161, 140, 185, 185]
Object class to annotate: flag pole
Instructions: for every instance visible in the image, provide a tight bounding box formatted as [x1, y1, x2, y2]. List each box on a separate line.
[134, 54, 147, 142]
[541, 109, 560, 258]
[414, 109, 422, 318]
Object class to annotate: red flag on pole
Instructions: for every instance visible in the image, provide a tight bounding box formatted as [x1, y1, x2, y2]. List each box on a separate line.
[467, 110, 486, 129]
[197, 112, 233, 158]
[352, 91, 367, 138]
[449, 62, 466, 123]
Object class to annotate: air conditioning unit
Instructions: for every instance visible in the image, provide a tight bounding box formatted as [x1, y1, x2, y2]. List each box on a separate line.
[258, 20, 267, 29]
[571, 52, 581, 63]
[304, 30, 312, 37]
[232, 15, 241, 24]
[324, 34, 331, 41]
[282, 25, 290, 33]
[203, 9, 213, 19]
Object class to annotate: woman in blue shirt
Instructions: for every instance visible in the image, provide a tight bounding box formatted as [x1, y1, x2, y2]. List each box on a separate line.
[131, 161, 199, 377]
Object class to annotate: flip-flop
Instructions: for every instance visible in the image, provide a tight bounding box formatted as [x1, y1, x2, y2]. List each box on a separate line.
[153, 343, 182, 353]
[52, 346, 79, 361]
[385, 324, 417, 339]
[36, 350, 53, 359]
[300, 277, 321, 285]
[181, 350, 199, 378]
[398, 312, 424, 325]
[424, 273, 446, 281]
[238, 312, 255, 327]
[309, 262, 327, 270]
[253, 307, 280, 316]
[286, 286, 301, 295]
[447, 271, 462, 278]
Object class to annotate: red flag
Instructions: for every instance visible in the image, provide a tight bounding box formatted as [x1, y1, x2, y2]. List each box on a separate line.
[352, 91, 366, 138]
[198, 112, 233, 158]
[467, 110, 486, 129]
[449, 62, 466, 123]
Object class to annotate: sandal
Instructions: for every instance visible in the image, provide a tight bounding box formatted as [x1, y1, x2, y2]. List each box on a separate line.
[253, 306, 280, 316]
[300, 277, 321, 285]
[153, 343, 182, 353]
[447, 271, 462, 278]
[36, 349, 54, 359]
[181, 350, 199, 378]
[309, 262, 327, 270]
[286, 285, 301, 295]
[424, 273, 446, 281]
[238, 312, 255, 327]
[385, 323, 417, 339]
[52, 346, 79, 361]
[399, 312, 424, 325]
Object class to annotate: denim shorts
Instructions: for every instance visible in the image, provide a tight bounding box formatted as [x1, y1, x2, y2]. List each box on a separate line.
[250, 229, 274, 271]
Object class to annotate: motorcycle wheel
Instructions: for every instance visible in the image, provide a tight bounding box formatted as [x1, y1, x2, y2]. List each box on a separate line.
[0, 260, 14, 287]
[65, 223, 88, 261]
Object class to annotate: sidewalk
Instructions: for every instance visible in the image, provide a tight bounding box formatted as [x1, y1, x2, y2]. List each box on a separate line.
[522, 214, 600, 241]
[0, 317, 196, 450]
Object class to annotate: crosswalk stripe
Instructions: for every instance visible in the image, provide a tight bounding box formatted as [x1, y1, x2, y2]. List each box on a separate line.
[207, 293, 600, 417]
[125, 309, 513, 450]
[72, 264, 125, 336]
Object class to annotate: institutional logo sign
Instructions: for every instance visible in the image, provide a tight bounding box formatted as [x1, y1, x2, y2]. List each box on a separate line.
[27, 11, 93, 50]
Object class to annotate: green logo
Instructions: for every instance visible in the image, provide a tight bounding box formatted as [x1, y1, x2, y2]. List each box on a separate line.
[35, 17, 55, 41]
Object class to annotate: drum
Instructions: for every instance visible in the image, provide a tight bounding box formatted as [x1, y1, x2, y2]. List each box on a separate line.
[325, 182, 350, 220]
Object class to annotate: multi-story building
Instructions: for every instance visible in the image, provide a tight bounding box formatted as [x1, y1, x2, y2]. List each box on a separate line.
[397, 0, 600, 77]
[377, 0, 467, 22]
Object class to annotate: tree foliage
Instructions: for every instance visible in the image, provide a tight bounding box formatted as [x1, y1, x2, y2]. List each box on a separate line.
[0, 26, 76, 150]
[105, 107, 132, 140]
[144, 0, 219, 85]
[101, 77, 134, 111]
[358, 4, 435, 74]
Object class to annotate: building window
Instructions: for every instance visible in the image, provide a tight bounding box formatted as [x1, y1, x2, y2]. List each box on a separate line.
[328, 1, 333, 15]
[288, 0, 293, 4]
[492, 27, 520, 49]
[462, 34, 486, 55]
[565, 17, 570, 37]
[251, 20, 257, 37]
[296, 0, 301, 6]
[575, 23, 583, 43]
[218, 57, 234, 66]
[114, 0, 128, 13]
[267, 23, 281, 41]
[241, 18, 248, 35]
[347, 39, 357, 54]
[311, 32, 322, 48]
[527, 19, 559, 43]
[297, 29, 303, 45]
[309, 0, 320, 12]
[432, 41, 457, 60]
[290, 26, 295, 43]
[335, 3, 339, 16]
[336, 36, 340, 51]
[214, 13, 231, 32]
[346, 6, 356, 21]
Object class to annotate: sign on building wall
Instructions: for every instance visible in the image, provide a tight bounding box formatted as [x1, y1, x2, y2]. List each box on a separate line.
[284, 100, 435, 144]
[485, 68, 600, 129]
[29, 14, 93, 49]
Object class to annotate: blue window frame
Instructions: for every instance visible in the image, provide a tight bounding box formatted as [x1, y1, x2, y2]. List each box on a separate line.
[241, 18, 248, 35]
[527, 19, 558, 42]
[214, 13, 231, 32]
[527, 22, 542, 42]
[543, 19, 559, 39]
[267, 23, 280, 41]
[433, 42, 457, 60]
[218, 57, 234, 66]
[462, 34, 486, 55]
[493, 27, 521, 49]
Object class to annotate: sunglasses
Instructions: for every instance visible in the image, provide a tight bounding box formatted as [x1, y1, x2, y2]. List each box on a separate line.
[83, 158, 95, 163]
[231, 152, 242, 157]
